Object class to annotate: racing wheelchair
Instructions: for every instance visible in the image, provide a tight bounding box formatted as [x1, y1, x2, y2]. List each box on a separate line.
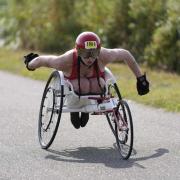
[38, 67, 134, 160]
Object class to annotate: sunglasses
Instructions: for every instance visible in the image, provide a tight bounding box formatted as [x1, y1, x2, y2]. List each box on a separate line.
[78, 48, 100, 59]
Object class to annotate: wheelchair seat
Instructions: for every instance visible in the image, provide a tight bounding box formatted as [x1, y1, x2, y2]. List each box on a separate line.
[60, 67, 117, 108]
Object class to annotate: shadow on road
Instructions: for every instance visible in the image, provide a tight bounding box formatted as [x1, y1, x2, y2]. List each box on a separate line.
[45, 146, 169, 169]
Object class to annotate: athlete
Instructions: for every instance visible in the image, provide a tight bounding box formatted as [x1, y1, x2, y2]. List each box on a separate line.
[24, 31, 149, 129]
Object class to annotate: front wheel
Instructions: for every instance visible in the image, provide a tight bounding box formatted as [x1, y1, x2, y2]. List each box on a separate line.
[106, 83, 133, 159]
[38, 71, 64, 149]
[115, 100, 133, 159]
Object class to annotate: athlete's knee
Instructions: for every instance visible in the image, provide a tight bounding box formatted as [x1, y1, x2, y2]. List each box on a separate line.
[89, 78, 105, 93]
[80, 78, 90, 93]
[70, 78, 90, 94]
[99, 77, 105, 88]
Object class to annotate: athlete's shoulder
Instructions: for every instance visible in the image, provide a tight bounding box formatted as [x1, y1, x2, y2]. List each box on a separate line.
[61, 49, 74, 58]
[99, 47, 115, 65]
[99, 47, 127, 64]
[99, 47, 117, 57]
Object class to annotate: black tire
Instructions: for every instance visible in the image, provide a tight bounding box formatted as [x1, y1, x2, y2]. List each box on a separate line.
[38, 71, 64, 149]
[106, 83, 133, 159]
[115, 100, 133, 159]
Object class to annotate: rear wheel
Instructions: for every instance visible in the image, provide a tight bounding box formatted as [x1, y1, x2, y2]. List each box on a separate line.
[38, 71, 64, 149]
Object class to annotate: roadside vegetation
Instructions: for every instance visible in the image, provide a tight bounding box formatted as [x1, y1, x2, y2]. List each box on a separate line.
[0, 0, 179, 73]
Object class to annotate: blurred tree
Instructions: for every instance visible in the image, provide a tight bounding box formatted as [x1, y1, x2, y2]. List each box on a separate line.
[1, 0, 180, 73]
[144, 0, 180, 73]
[106, 0, 167, 62]
[1, 0, 114, 52]
[42, 0, 114, 51]
[128, 0, 167, 61]
[106, 0, 131, 50]
[76, 0, 114, 46]
[41, 0, 83, 52]
[0, 0, 7, 44]
[1, 0, 50, 49]
[1, 0, 83, 52]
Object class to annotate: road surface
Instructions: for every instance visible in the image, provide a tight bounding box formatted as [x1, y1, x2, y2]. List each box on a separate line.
[0, 70, 180, 180]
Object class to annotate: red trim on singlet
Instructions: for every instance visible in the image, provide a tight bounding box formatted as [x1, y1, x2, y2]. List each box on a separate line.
[64, 49, 78, 80]
[65, 49, 104, 80]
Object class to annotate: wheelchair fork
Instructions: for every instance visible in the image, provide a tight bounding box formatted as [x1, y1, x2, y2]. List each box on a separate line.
[112, 108, 128, 131]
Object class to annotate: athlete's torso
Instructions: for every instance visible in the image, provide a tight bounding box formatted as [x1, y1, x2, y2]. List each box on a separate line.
[65, 49, 104, 80]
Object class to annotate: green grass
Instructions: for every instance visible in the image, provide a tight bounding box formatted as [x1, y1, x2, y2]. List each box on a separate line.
[0, 48, 52, 80]
[107, 64, 180, 112]
[0, 48, 180, 112]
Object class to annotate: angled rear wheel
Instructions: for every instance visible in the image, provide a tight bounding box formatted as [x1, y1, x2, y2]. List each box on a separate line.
[38, 71, 64, 149]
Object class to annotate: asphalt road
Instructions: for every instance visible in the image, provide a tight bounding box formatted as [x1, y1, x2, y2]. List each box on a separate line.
[0, 70, 180, 180]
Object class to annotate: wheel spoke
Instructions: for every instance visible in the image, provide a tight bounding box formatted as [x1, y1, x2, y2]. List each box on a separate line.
[106, 83, 133, 160]
[38, 71, 64, 149]
[116, 100, 133, 159]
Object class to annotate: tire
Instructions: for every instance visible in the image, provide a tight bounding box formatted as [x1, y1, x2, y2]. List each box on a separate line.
[115, 100, 133, 160]
[106, 83, 133, 159]
[38, 71, 64, 149]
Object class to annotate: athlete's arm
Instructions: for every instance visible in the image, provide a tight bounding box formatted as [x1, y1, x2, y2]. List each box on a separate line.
[100, 47, 149, 95]
[28, 50, 73, 72]
[100, 47, 142, 78]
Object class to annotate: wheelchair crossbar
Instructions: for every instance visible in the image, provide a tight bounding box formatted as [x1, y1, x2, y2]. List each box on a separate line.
[62, 104, 98, 113]
[88, 96, 110, 101]
[61, 99, 116, 113]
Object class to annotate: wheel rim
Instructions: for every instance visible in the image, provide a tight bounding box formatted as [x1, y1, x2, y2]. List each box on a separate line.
[38, 71, 63, 149]
[115, 101, 133, 159]
[106, 83, 133, 159]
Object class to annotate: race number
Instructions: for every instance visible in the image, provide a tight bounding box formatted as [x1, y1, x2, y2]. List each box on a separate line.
[85, 41, 97, 49]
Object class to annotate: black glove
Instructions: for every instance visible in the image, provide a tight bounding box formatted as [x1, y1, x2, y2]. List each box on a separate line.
[137, 74, 149, 95]
[24, 53, 39, 71]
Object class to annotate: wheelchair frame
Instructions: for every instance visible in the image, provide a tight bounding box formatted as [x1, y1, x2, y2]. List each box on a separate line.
[38, 67, 134, 160]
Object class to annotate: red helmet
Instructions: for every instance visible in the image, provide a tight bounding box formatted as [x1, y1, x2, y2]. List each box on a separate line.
[75, 32, 101, 59]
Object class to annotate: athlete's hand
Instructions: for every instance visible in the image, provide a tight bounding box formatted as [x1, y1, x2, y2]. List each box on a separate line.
[24, 53, 39, 71]
[136, 74, 149, 95]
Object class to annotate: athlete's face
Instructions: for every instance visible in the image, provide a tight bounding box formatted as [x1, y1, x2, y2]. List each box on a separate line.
[78, 48, 100, 66]
[81, 56, 96, 66]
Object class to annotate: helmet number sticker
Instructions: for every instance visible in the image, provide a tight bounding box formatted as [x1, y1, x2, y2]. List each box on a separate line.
[85, 41, 97, 49]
